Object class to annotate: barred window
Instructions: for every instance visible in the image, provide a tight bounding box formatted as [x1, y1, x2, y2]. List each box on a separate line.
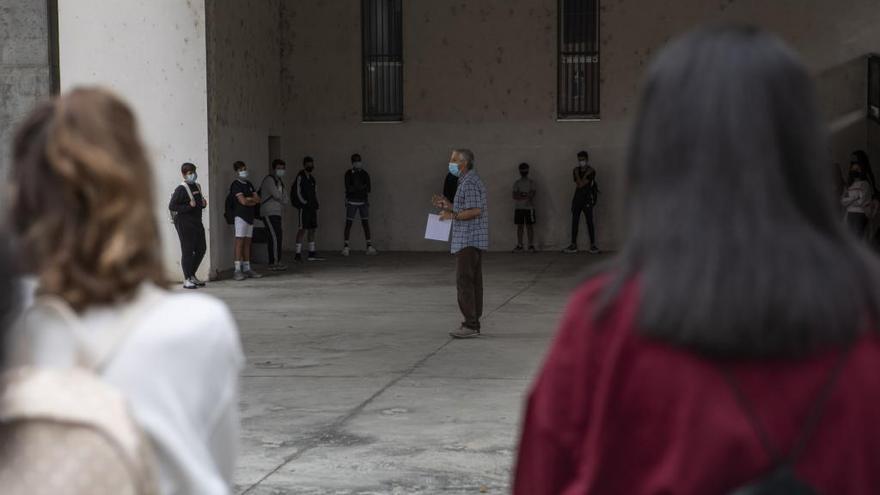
[558, 0, 600, 119]
[869, 55, 879, 124]
[362, 0, 403, 122]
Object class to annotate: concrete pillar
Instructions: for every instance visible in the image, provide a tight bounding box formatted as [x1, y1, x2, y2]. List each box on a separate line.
[0, 0, 53, 197]
[57, 0, 211, 281]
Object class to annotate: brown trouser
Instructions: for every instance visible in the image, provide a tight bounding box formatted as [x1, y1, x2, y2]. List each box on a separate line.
[456, 247, 484, 330]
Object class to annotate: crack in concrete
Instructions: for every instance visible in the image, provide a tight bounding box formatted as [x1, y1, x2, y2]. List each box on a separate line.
[240, 254, 558, 494]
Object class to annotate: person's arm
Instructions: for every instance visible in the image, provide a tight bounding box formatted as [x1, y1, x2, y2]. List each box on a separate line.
[263, 176, 282, 202]
[195, 185, 207, 208]
[442, 208, 481, 221]
[842, 185, 861, 207]
[440, 182, 481, 220]
[295, 175, 308, 206]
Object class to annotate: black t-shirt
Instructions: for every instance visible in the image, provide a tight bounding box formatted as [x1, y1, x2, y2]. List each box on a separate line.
[230, 179, 256, 224]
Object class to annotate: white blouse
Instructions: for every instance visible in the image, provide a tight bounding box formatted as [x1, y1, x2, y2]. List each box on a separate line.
[7, 282, 244, 495]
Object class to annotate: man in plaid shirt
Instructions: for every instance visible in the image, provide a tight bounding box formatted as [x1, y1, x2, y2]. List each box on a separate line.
[433, 149, 489, 338]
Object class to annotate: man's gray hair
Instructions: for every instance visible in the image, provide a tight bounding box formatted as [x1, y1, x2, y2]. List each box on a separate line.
[454, 148, 475, 169]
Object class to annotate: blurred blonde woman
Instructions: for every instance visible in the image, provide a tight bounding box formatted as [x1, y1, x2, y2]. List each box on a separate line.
[6, 87, 244, 495]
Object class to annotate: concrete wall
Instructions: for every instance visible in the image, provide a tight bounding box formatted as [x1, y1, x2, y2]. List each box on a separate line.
[206, 0, 283, 273]
[280, 0, 880, 252]
[57, 0, 211, 281]
[0, 0, 53, 201]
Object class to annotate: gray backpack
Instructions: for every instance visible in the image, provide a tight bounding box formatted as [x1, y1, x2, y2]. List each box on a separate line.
[0, 296, 161, 495]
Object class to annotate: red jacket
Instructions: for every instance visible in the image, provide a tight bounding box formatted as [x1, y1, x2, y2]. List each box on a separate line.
[514, 278, 880, 495]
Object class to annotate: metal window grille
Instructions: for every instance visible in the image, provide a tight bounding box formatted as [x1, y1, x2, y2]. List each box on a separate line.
[558, 0, 600, 119]
[362, 0, 403, 121]
[869, 55, 880, 124]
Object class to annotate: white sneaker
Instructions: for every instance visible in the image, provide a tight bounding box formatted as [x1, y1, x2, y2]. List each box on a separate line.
[183, 278, 198, 289]
[244, 269, 263, 279]
[342, 246, 351, 257]
[233, 270, 246, 281]
[366, 246, 378, 256]
[191, 276, 206, 287]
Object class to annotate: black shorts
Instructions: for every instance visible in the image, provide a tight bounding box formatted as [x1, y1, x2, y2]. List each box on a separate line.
[514, 209, 536, 225]
[298, 207, 318, 230]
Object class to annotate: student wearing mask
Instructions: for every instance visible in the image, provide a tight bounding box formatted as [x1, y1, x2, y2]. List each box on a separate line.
[563, 150, 600, 254]
[169, 162, 207, 289]
[342, 153, 378, 256]
[512, 162, 537, 253]
[7, 87, 244, 495]
[292, 156, 323, 262]
[230, 161, 263, 280]
[841, 160, 873, 239]
[260, 159, 288, 271]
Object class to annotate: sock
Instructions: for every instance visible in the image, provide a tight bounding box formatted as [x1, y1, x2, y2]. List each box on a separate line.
[296, 243, 302, 254]
[243, 261, 251, 271]
[234, 261, 242, 271]
[308, 242, 316, 252]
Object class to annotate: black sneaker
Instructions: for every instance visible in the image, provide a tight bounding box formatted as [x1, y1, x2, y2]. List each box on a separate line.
[307, 252, 325, 261]
[588, 245, 601, 254]
[512, 245, 524, 253]
[563, 244, 578, 254]
[294, 253, 303, 263]
[528, 246, 537, 253]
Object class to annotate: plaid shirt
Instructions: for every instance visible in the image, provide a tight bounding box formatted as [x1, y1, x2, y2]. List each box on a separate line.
[451, 171, 489, 253]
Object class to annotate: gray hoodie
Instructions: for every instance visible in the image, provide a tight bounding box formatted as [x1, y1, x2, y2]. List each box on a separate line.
[260, 175, 287, 216]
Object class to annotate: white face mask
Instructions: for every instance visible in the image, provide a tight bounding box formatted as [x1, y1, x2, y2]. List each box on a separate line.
[578, 160, 587, 167]
[353, 161, 363, 169]
[238, 170, 249, 179]
[275, 169, 286, 178]
[185, 173, 197, 184]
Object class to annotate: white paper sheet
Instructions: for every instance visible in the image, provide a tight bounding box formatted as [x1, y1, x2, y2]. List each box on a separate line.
[425, 213, 452, 241]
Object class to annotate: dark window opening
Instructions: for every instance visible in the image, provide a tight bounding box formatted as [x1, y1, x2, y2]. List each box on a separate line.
[558, 0, 600, 119]
[362, 0, 403, 122]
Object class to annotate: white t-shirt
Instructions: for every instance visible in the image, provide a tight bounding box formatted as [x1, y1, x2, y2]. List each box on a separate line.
[7, 282, 244, 495]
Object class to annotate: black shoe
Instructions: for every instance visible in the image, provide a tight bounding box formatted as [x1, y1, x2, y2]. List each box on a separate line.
[450, 327, 481, 339]
[307, 252, 325, 261]
[528, 246, 537, 253]
[563, 244, 578, 254]
[512, 245, 524, 253]
[294, 253, 303, 263]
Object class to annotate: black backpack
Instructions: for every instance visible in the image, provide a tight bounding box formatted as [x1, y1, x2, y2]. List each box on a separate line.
[722, 350, 849, 495]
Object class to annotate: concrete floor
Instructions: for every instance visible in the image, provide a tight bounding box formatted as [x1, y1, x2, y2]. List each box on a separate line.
[202, 251, 603, 494]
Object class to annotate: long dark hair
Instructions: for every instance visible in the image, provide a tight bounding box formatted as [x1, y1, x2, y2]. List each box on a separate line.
[602, 25, 880, 358]
[851, 150, 876, 192]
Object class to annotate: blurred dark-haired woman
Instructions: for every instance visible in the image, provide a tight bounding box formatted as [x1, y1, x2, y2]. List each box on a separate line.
[515, 26, 880, 495]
